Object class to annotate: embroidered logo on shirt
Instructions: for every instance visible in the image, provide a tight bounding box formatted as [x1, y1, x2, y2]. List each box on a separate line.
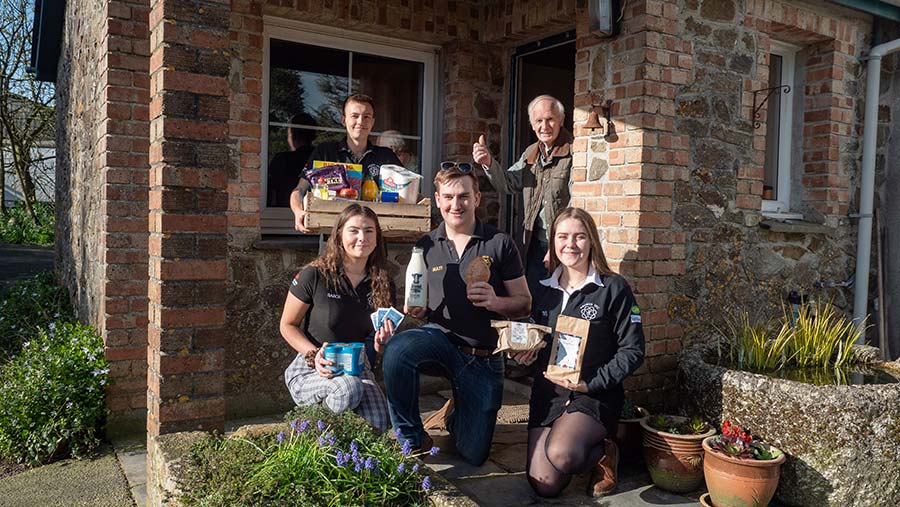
[580, 303, 599, 320]
[367, 164, 380, 177]
[327, 293, 341, 299]
[291, 272, 301, 286]
[630, 305, 642, 323]
[432, 265, 444, 272]
[367, 293, 374, 307]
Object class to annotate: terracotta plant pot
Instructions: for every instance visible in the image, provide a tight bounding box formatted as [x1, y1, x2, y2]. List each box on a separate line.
[640, 415, 716, 493]
[702, 436, 785, 507]
[699, 493, 715, 507]
[614, 405, 648, 465]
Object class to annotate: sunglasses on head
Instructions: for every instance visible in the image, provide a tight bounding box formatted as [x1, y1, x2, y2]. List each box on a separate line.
[439, 161, 473, 173]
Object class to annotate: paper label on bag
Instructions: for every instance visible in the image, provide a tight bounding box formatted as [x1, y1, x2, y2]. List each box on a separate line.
[510, 322, 528, 345]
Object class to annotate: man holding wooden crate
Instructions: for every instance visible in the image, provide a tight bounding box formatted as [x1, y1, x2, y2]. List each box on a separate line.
[289, 94, 401, 232]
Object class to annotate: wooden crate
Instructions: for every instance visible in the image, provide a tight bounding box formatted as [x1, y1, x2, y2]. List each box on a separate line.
[303, 194, 431, 237]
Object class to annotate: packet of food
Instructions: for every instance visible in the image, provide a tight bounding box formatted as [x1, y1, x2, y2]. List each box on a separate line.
[305, 163, 349, 197]
[545, 315, 591, 384]
[492, 320, 551, 355]
[314, 161, 362, 194]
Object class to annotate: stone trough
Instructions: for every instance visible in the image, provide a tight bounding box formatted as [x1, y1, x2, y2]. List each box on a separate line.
[678, 344, 900, 507]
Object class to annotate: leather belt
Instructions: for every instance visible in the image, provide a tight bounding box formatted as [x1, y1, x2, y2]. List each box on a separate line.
[457, 345, 495, 358]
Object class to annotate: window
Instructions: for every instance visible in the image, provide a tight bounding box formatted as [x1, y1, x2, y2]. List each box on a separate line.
[762, 41, 799, 215]
[261, 19, 437, 234]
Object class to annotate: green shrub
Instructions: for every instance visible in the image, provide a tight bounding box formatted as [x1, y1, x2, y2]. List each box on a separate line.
[0, 202, 55, 246]
[0, 321, 108, 465]
[181, 405, 435, 507]
[720, 300, 861, 371]
[0, 271, 74, 363]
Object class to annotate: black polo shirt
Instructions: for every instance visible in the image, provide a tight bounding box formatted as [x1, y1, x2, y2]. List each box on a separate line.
[294, 138, 402, 195]
[418, 219, 524, 349]
[289, 265, 393, 347]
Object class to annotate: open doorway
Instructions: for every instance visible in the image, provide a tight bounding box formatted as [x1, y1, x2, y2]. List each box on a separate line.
[504, 31, 575, 233]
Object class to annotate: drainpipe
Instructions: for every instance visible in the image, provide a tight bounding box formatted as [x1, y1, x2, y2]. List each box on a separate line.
[853, 36, 900, 338]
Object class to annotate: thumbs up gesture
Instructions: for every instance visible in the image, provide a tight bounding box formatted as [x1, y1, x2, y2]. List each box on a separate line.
[472, 134, 492, 167]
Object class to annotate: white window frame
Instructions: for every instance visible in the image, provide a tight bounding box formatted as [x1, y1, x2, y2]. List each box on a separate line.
[260, 17, 439, 234]
[762, 40, 799, 216]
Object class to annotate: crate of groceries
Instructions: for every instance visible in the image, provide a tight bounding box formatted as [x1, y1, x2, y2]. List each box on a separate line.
[302, 161, 430, 237]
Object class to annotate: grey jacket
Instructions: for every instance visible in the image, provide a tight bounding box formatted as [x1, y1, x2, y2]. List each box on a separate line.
[482, 129, 573, 254]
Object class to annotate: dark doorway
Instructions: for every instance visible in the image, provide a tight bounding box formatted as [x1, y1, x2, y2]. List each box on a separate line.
[510, 31, 576, 161]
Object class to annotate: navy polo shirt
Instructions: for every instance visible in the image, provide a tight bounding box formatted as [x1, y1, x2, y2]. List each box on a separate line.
[418, 219, 524, 349]
[289, 266, 395, 347]
[294, 138, 401, 195]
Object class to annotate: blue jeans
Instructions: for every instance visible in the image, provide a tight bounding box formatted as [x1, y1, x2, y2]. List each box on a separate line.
[382, 326, 505, 466]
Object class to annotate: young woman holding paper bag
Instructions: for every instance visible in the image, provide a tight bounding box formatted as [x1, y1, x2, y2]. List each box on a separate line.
[516, 207, 645, 498]
[280, 204, 396, 431]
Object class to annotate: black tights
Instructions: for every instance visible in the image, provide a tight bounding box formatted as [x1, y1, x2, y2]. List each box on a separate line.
[525, 410, 608, 498]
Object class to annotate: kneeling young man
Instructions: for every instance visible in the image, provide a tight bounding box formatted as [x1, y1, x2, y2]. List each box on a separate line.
[382, 163, 531, 466]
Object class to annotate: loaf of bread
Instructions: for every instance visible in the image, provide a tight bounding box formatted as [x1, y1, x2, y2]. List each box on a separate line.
[464, 256, 492, 285]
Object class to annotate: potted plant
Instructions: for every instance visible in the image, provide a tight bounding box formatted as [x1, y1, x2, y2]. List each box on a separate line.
[640, 415, 715, 493]
[702, 420, 785, 507]
[614, 399, 647, 465]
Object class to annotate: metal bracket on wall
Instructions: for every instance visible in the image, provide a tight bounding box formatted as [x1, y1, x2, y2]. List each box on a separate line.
[751, 85, 791, 129]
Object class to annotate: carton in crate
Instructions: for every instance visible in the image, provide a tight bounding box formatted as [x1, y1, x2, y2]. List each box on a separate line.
[303, 194, 431, 237]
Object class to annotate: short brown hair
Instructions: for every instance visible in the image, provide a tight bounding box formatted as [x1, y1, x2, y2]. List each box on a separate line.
[433, 167, 480, 194]
[343, 94, 375, 114]
[547, 207, 615, 276]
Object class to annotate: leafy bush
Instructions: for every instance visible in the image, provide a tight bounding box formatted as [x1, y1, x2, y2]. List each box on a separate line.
[719, 300, 861, 371]
[647, 415, 710, 435]
[0, 271, 73, 363]
[0, 202, 55, 246]
[181, 405, 436, 507]
[0, 321, 108, 464]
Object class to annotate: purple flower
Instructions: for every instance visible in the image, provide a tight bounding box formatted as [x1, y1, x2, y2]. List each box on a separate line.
[412, 463, 420, 474]
[290, 418, 299, 432]
[299, 420, 310, 433]
[428, 446, 440, 456]
[400, 440, 413, 456]
[324, 432, 335, 446]
[354, 462, 363, 472]
[397, 462, 406, 474]
[317, 420, 326, 431]
[317, 436, 326, 446]
[364, 456, 376, 470]
[421, 476, 432, 491]
[276, 432, 285, 443]
[335, 451, 349, 467]
[394, 428, 402, 438]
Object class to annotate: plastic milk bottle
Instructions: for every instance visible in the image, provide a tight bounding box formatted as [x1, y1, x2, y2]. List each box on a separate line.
[405, 247, 428, 308]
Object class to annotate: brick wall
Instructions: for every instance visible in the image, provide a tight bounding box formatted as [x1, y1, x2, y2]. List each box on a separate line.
[56, 0, 150, 434]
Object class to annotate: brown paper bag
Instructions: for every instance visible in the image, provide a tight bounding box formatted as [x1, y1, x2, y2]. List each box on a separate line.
[545, 315, 591, 384]
[491, 320, 552, 354]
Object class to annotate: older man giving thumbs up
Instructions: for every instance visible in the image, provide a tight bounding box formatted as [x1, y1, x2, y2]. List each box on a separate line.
[473, 94, 574, 293]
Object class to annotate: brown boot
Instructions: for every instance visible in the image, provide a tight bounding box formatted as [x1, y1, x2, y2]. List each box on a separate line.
[422, 399, 454, 431]
[589, 439, 619, 497]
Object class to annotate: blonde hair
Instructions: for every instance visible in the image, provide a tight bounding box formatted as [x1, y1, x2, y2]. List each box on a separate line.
[433, 167, 480, 194]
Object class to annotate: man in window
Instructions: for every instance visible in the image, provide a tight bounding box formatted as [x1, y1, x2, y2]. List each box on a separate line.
[268, 113, 316, 208]
[472, 95, 574, 295]
[289, 94, 401, 232]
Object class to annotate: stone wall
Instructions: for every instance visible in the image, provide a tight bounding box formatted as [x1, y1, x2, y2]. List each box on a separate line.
[56, 0, 151, 433]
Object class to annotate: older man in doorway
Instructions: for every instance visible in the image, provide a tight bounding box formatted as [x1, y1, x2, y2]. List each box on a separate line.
[473, 94, 574, 294]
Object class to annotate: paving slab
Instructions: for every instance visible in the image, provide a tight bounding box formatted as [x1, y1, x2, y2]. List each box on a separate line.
[0, 447, 134, 507]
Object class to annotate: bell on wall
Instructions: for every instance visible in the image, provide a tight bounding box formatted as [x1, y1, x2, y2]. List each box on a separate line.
[584, 107, 604, 130]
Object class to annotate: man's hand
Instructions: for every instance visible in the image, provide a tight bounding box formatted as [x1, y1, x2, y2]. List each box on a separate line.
[403, 306, 428, 319]
[472, 134, 492, 167]
[294, 209, 311, 233]
[543, 373, 588, 393]
[467, 281, 498, 311]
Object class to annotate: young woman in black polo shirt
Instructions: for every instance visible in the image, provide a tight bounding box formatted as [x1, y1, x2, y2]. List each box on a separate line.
[517, 207, 645, 498]
[280, 204, 396, 431]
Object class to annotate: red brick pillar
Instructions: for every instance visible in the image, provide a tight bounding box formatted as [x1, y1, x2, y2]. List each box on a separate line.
[147, 0, 230, 438]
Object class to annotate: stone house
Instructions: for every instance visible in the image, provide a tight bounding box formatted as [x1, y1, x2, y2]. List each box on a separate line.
[32, 0, 900, 443]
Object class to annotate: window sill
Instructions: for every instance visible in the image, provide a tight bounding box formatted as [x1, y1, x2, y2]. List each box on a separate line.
[759, 218, 832, 235]
[253, 235, 323, 251]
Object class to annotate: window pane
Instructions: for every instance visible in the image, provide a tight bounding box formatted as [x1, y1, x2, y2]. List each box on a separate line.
[266, 125, 317, 207]
[374, 134, 421, 174]
[763, 54, 783, 199]
[269, 39, 348, 129]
